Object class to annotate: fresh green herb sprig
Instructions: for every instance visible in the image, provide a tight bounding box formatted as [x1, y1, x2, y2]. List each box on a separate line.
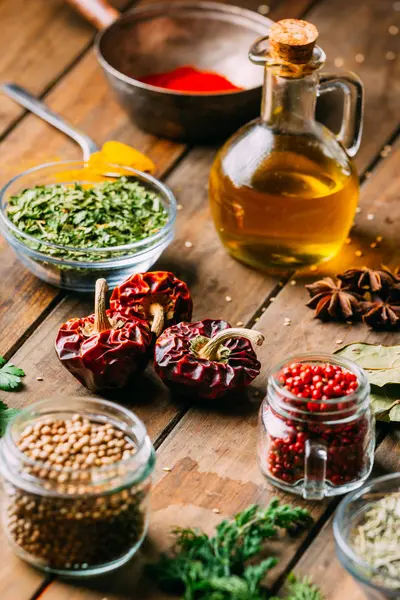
[148, 500, 317, 600]
[0, 401, 20, 437]
[0, 355, 25, 391]
[7, 177, 169, 261]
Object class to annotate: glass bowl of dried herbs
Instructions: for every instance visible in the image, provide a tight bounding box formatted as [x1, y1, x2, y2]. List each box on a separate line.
[0, 161, 176, 292]
[334, 472, 400, 599]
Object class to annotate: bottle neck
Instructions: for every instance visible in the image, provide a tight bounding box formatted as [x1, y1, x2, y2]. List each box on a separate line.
[261, 70, 317, 129]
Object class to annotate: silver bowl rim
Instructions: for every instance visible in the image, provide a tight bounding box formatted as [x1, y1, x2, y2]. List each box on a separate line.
[0, 160, 177, 266]
[95, 0, 272, 97]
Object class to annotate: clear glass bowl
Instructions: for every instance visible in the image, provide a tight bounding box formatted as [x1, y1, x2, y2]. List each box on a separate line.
[0, 161, 176, 292]
[334, 473, 400, 599]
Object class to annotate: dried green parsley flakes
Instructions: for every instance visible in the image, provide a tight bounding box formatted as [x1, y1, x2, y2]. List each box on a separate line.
[7, 177, 169, 260]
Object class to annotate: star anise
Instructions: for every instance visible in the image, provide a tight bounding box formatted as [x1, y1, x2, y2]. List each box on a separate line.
[337, 267, 397, 294]
[362, 299, 400, 330]
[305, 277, 362, 321]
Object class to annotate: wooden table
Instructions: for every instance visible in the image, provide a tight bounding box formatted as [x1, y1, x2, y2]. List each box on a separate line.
[0, 0, 399, 598]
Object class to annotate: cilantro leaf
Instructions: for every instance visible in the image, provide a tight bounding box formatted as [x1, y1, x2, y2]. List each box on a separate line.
[0, 355, 25, 391]
[0, 400, 20, 437]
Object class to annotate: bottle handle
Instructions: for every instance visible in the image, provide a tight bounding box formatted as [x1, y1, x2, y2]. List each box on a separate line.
[303, 439, 327, 500]
[318, 72, 364, 158]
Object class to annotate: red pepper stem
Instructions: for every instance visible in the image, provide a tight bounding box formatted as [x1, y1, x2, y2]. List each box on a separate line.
[93, 278, 113, 333]
[149, 302, 165, 336]
[198, 328, 264, 361]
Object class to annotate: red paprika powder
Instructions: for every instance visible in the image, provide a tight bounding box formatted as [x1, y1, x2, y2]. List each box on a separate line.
[139, 65, 242, 93]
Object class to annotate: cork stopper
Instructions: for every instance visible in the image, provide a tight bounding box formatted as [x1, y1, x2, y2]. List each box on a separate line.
[269, 19, 318, 64]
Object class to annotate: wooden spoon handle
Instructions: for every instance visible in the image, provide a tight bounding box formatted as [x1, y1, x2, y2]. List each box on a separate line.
[65, 0, 120, 30]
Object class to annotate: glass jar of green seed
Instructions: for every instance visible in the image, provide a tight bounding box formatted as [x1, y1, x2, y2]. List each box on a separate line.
[0, 397, 155, 577]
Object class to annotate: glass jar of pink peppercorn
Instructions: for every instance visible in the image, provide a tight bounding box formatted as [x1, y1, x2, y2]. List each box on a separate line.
[258, 354, 375, 499]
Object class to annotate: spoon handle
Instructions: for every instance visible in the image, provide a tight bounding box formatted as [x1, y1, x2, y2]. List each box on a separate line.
[2, 83, 99, 161]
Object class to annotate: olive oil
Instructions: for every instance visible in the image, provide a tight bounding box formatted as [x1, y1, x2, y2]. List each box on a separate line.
[209, 129, 359, 270]
[209, 19, 363, 272]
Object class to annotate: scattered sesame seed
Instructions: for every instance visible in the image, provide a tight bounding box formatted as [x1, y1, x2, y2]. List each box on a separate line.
[261, 307, 266, 312]
[254, 390, 260, 397]
[290, 280, 297, 286]
[177, 204, 183, 211]
[345, 237, 352, 245]
[162, 467, 172, 472]
[184, 241, 193, 248]
[389, 25, 399, 34]
[336, 340, 343, 344]
[270, 297, 276, 302]
[380, 150, 389, 158]
[212, 508, 221, 514]
[376, 235, 383, 242]
[36, 376, 44, 381]
[257, 4, 270, 14]
[236, 321, 244, 327]
[355, 53, 365, 63]
[219, 228, 224, 233]
[364, 171, 372, 179]
[386, 51, 396, 60]
[284, 322, 291, 327]
[367, 214, 375, 221]
[384, 145, 392, 153]
[355, 250, 363, 257]
[334, 57, 344, 67]
[254, 317, 259, 322]
[225, 295, 232, 302]
[370, 242, 377, 249]
[310, 265, 318, 272]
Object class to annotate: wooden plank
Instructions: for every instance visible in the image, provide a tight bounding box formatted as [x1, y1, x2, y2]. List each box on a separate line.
[277, 430, 400, 600]
[307, 0, 400, 173]
[0, 0, 131, 136]
[37, 100, 400, 600]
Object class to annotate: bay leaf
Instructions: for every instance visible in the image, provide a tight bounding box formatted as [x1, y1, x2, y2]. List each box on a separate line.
[370, 385, 400, 422]
[335, 343, 400, 387]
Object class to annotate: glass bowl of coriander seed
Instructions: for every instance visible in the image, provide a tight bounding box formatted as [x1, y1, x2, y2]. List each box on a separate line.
[0, 161, 176, 292]
[334, 473, 400, 599]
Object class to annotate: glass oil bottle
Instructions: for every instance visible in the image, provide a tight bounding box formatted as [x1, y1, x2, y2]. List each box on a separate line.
[209, 19, 364, 271]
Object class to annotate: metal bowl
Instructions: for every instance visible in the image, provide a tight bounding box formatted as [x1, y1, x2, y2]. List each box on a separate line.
[95, 2, 272, 142]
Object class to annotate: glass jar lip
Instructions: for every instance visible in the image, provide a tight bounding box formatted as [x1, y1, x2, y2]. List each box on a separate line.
[2, 397, 153, 479]
[268, 352, 370, 406]
[333, 472, 400, 589]
[0, 160, 177, 260]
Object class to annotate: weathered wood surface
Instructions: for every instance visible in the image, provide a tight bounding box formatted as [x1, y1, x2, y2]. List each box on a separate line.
[0, 0, 133, 136]
[38, 133, 400, 600]
[0, 0, 399, 599]
[312, 0, 400, 173]
[279, 430, 400, 600]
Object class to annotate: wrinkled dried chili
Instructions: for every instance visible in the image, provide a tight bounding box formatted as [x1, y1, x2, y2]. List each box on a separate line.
[139, 65, 242, 93]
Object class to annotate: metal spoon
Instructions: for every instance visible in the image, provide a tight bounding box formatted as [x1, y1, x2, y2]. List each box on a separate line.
[2, 83, 99, 161]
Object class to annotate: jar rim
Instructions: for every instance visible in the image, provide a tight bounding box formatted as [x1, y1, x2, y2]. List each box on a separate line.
[268, 352, 370, 410]
[0, 397, 155, 491]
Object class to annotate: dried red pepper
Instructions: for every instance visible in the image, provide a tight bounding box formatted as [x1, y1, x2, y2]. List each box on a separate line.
[110, 271, 193, 337]
[55, 279, 152, 392]
[154, 319, 264, 400]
